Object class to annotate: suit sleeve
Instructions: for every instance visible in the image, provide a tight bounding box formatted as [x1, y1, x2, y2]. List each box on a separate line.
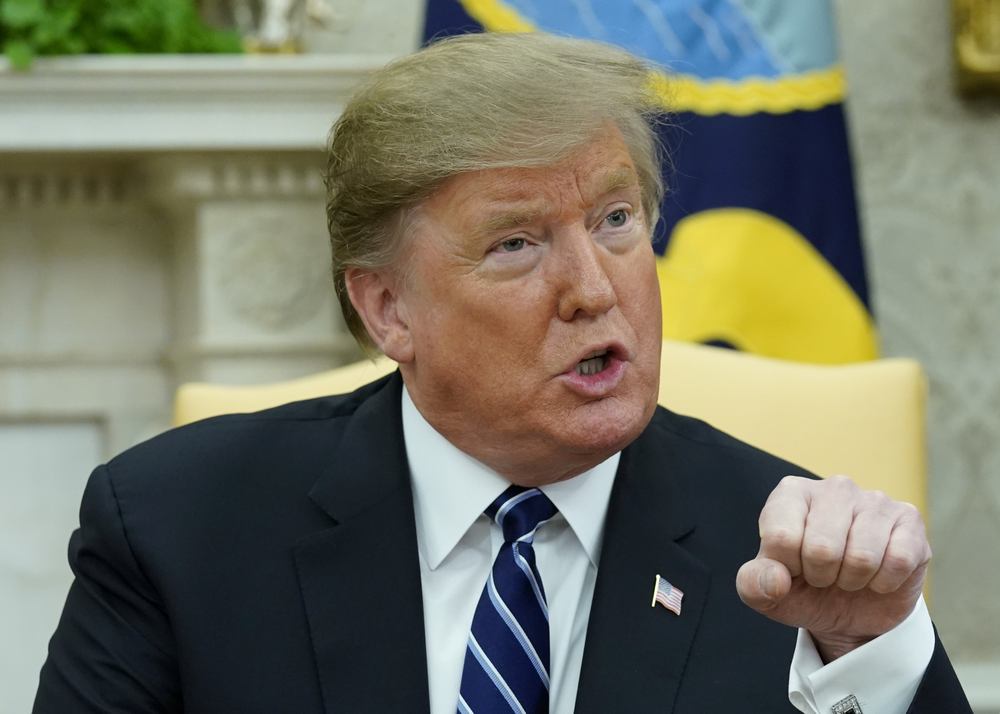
[33, 463, 182, 713]
[906, 629, 973, 713]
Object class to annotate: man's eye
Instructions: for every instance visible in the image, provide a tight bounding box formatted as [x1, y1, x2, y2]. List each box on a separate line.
[497, 237, 526, 253]
[605, 209, 630, 228]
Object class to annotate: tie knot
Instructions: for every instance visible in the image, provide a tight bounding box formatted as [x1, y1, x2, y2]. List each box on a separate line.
[485, 485, 558, 544]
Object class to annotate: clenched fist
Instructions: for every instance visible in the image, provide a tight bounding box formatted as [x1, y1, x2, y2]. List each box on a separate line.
[736, 475, 931, 662]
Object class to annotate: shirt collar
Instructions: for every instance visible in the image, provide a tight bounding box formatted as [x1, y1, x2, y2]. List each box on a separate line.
[402, 386, 619, 570]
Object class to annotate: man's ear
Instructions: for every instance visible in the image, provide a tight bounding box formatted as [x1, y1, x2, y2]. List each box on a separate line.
[344, 267, 414, 363]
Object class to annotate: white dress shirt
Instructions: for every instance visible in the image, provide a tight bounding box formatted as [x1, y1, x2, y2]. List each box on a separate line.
[401, 387, 933, 714]
[789, 596, 933, 713]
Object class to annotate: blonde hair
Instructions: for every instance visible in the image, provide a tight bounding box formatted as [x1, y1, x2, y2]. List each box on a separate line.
[325, 32, 668, 350]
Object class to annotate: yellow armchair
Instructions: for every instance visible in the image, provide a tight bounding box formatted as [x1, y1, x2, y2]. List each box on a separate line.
[173, 339, 927, 517]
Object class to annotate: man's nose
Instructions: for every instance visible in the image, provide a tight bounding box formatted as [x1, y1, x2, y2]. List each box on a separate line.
[554, 230, 618, 321]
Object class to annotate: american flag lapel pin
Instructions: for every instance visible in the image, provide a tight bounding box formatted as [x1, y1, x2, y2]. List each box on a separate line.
[651, 574, 683, 616]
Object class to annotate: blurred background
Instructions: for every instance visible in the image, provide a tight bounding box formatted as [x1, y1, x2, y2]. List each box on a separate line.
[1, 0, 998, 712]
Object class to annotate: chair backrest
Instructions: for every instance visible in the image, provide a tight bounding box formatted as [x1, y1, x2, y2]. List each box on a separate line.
[173, 339, 927, 516]
[657, 340, 927, 515]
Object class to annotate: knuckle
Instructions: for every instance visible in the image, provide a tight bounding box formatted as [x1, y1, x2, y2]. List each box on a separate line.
[802, 538, 843, 565]
[827, 474, 857, 490]
[865, 489, 891, 509]
[884, 500, 922, 527]
[842, 548, 881, 574]
[895, 530, 930, 557]
[892, 523, 928, 550]
[761, 525, 800, 551]
[778, 474, 803, 491]
[858, 489, 895, 518]
[883, 550, 919, 575]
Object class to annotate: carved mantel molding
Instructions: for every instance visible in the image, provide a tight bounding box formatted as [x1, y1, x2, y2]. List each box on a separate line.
[145, 153, 326, 204]
[0, 53, 393, 151]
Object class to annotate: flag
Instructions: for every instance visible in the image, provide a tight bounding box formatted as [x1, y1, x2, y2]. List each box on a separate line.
[651, 574, 684, 616]
[423, 0, 877, 364]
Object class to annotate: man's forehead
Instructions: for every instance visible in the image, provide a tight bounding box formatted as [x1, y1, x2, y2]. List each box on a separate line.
[473, 162, 639, 209]
[473, 163, 638, 223]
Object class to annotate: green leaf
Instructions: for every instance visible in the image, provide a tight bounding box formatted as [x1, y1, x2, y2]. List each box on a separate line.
[0, 0, 45, 29]
[95, 37, 135, 54]
[204, 29, 243, 54]
[60, 35, 85, 54]
[1, 0, 245, 59]
[4, 39, 34, 70]
[32, 5, 80, 47]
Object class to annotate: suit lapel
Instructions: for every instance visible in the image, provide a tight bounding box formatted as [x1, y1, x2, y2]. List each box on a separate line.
[575, 419, 711, 714]
[293, 373, 431, 714]
[291, 378, 712, 713]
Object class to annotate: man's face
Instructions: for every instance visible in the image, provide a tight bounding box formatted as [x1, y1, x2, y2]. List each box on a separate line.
[392, 128, 662, 485]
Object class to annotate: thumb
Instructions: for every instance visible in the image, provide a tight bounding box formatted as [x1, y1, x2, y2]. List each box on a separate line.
[736, 557, 792, 612]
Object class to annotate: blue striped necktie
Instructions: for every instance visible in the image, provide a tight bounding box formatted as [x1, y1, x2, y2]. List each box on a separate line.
[457, 485, 558, 714]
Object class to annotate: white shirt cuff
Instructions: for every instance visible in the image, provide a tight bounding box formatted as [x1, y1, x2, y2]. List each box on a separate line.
[788, 595, 934, 713]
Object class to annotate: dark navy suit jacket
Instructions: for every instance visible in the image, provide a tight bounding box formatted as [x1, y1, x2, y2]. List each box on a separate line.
[34, 372, 970, 712]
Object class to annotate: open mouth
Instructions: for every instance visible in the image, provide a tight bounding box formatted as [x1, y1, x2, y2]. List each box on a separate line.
[575, 349, 610, 376]
[562, 343, 627, 396]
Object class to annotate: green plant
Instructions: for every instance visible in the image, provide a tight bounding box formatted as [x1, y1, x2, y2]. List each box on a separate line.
[0, 0, 243, 69]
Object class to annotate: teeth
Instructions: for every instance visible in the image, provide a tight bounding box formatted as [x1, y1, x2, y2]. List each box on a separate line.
[575, 355, 607, 376]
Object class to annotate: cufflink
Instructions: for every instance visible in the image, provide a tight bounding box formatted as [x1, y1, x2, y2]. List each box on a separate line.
[832, 695, 862, 714]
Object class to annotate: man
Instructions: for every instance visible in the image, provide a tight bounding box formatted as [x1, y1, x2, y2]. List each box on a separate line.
[35, 33, 969, 713]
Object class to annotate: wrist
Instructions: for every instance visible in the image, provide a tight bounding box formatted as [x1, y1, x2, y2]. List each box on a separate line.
[812, 632, 876, 663]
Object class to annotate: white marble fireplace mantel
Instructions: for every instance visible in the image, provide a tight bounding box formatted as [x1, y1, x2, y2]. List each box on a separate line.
[1, 54, 389, 413]
[0, 53, 394, 151]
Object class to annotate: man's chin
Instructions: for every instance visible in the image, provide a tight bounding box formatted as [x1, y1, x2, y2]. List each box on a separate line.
[560, 397, 655, 458]
[489, 399, 654, 486]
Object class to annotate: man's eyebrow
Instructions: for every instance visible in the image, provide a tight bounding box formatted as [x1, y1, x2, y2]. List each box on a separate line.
[480, 205, 546, 233]
[476, 167, 639, 234]
[594, 167, 640, 196]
